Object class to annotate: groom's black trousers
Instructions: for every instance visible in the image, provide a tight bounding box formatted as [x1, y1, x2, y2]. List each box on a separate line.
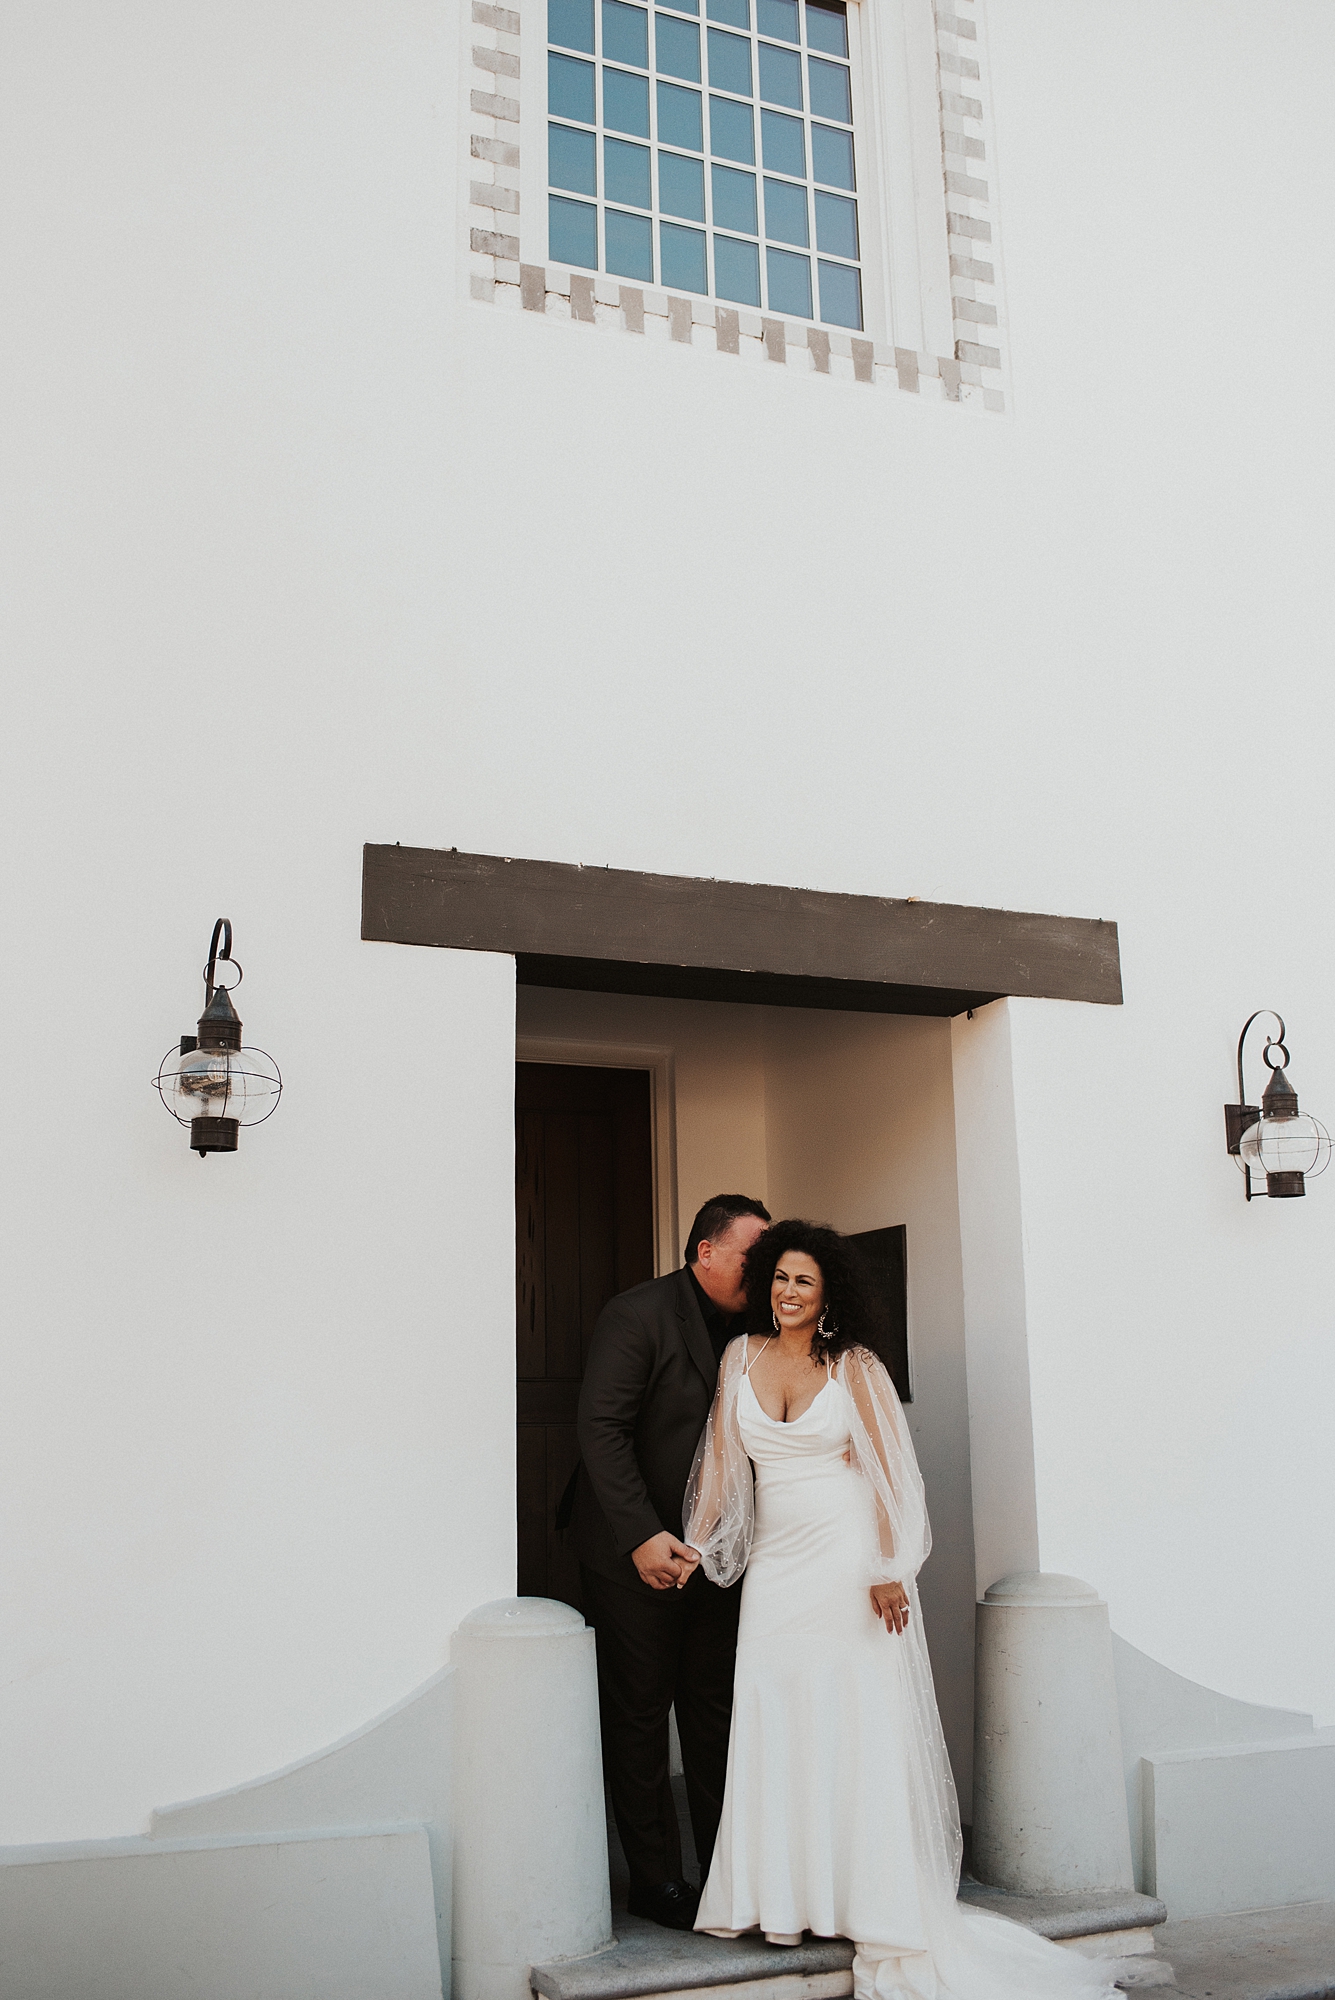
[581, 1562, 741, 1890]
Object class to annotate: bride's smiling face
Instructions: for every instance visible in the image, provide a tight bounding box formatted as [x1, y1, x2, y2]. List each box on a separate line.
[771, 1251, 825, 1338]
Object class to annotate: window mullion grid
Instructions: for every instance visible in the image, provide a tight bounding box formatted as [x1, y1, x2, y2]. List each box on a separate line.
[548, 0, 861, 328]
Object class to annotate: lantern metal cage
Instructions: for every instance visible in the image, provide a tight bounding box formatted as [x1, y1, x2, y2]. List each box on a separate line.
[1224, 1010, 1329, 1202]
[154, 920, 282, 1157]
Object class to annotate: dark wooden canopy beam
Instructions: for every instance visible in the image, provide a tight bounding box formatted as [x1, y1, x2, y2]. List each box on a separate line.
[361, 845, 1122, 1017]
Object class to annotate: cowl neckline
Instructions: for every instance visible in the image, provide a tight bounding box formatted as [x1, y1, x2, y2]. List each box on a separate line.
[739, 1371, 837, 1428]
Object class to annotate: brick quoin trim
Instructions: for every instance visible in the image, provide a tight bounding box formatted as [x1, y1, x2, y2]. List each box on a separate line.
[465, 0, 1006, 412]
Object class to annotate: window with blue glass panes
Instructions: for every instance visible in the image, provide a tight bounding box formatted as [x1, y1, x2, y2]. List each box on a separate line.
[547, 0, 863, 329]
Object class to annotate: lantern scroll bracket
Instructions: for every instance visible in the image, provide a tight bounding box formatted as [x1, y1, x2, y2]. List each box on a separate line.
[1224, 1010, 1328, 1203]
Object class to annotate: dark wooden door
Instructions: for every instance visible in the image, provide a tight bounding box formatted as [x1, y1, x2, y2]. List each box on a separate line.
[515, 1063, 655, 1609]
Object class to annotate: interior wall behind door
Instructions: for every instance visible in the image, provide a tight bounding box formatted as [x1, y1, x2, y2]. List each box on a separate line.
[515, 1063, 654, 1608]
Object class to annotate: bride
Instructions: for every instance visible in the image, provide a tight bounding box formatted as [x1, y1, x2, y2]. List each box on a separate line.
[682, 1219, 1118, 2000]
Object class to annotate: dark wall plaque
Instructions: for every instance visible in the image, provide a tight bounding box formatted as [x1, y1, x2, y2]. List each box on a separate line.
[847, 1224, 910, 1404]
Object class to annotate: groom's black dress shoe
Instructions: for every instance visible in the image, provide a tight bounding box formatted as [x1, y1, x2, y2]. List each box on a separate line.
[627, 1880, 702, 1930]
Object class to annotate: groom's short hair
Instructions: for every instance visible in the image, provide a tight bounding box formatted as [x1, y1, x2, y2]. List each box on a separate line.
[685, 1194, 772, 1266]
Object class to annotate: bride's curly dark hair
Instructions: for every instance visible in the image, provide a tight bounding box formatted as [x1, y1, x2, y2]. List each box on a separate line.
[741, 1219, 877, 1365]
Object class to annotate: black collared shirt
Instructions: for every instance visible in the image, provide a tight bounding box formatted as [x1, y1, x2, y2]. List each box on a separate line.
[688, 1265, 744, 1368]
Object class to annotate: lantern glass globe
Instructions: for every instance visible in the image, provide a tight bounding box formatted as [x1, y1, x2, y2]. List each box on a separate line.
[171, 1046, 281, 1127]
[1240, 1113, 1331, 1179]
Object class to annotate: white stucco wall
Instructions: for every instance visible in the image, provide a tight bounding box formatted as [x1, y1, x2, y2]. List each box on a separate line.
[1009, 992, 1335, 1726]
[0, 917, 517, 1843]
[3, 0, 1333, 1844]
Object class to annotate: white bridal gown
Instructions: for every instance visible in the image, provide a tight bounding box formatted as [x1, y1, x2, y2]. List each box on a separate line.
[684, 1339, 1117, 2000]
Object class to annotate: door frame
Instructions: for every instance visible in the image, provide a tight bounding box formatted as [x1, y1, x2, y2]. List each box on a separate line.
[516, 1035, 678, 1278]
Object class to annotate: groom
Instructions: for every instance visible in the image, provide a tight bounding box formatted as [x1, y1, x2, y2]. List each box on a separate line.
[572, 1193, 771, 1930]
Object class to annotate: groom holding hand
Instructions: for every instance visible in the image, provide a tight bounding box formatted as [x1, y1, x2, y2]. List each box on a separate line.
[571, 1193, 771, 1930]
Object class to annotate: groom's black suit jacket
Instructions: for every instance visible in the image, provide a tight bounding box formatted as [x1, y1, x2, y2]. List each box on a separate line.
[573, 1267, 722, 1590]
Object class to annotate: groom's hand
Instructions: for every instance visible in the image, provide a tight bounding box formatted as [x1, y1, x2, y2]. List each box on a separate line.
[633, 1532, 701, 1591]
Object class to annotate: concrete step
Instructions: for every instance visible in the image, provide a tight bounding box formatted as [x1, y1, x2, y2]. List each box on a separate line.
[531, 1912, 852, 2000]
[957, 1880, 1168, 1954]
[531, 1888, 1171, 2000]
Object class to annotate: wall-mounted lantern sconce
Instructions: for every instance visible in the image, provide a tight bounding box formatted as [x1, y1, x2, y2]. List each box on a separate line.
[1224, 1011, 1329, 1202]
[154, 920, 282, 1158]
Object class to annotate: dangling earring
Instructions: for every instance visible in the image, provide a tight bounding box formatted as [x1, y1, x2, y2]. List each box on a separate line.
[816, 1309, 828, 1339]
[772, 1309, 781, 1332]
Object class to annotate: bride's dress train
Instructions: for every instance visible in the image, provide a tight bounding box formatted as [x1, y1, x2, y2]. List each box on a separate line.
[684, 1340, 1117, 2000]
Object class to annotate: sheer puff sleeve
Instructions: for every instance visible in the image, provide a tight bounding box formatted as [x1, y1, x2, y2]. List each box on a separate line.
[682, 1339, 752, 1588]
[843, 1345, 963, 1897]
[840, 1344, 931, 1587]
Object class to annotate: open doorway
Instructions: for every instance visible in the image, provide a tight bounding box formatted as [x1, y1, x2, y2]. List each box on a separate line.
[514, 984, 978, 1812]
[514, 1062, 655, 1609]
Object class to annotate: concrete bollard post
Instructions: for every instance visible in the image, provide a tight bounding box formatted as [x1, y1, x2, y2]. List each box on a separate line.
[451, 1598, 611, 2000]
[973, 1572, 1135, 1895]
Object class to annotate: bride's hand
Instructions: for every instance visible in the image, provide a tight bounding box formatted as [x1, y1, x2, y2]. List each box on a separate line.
[870, 1582, 910, 1635]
